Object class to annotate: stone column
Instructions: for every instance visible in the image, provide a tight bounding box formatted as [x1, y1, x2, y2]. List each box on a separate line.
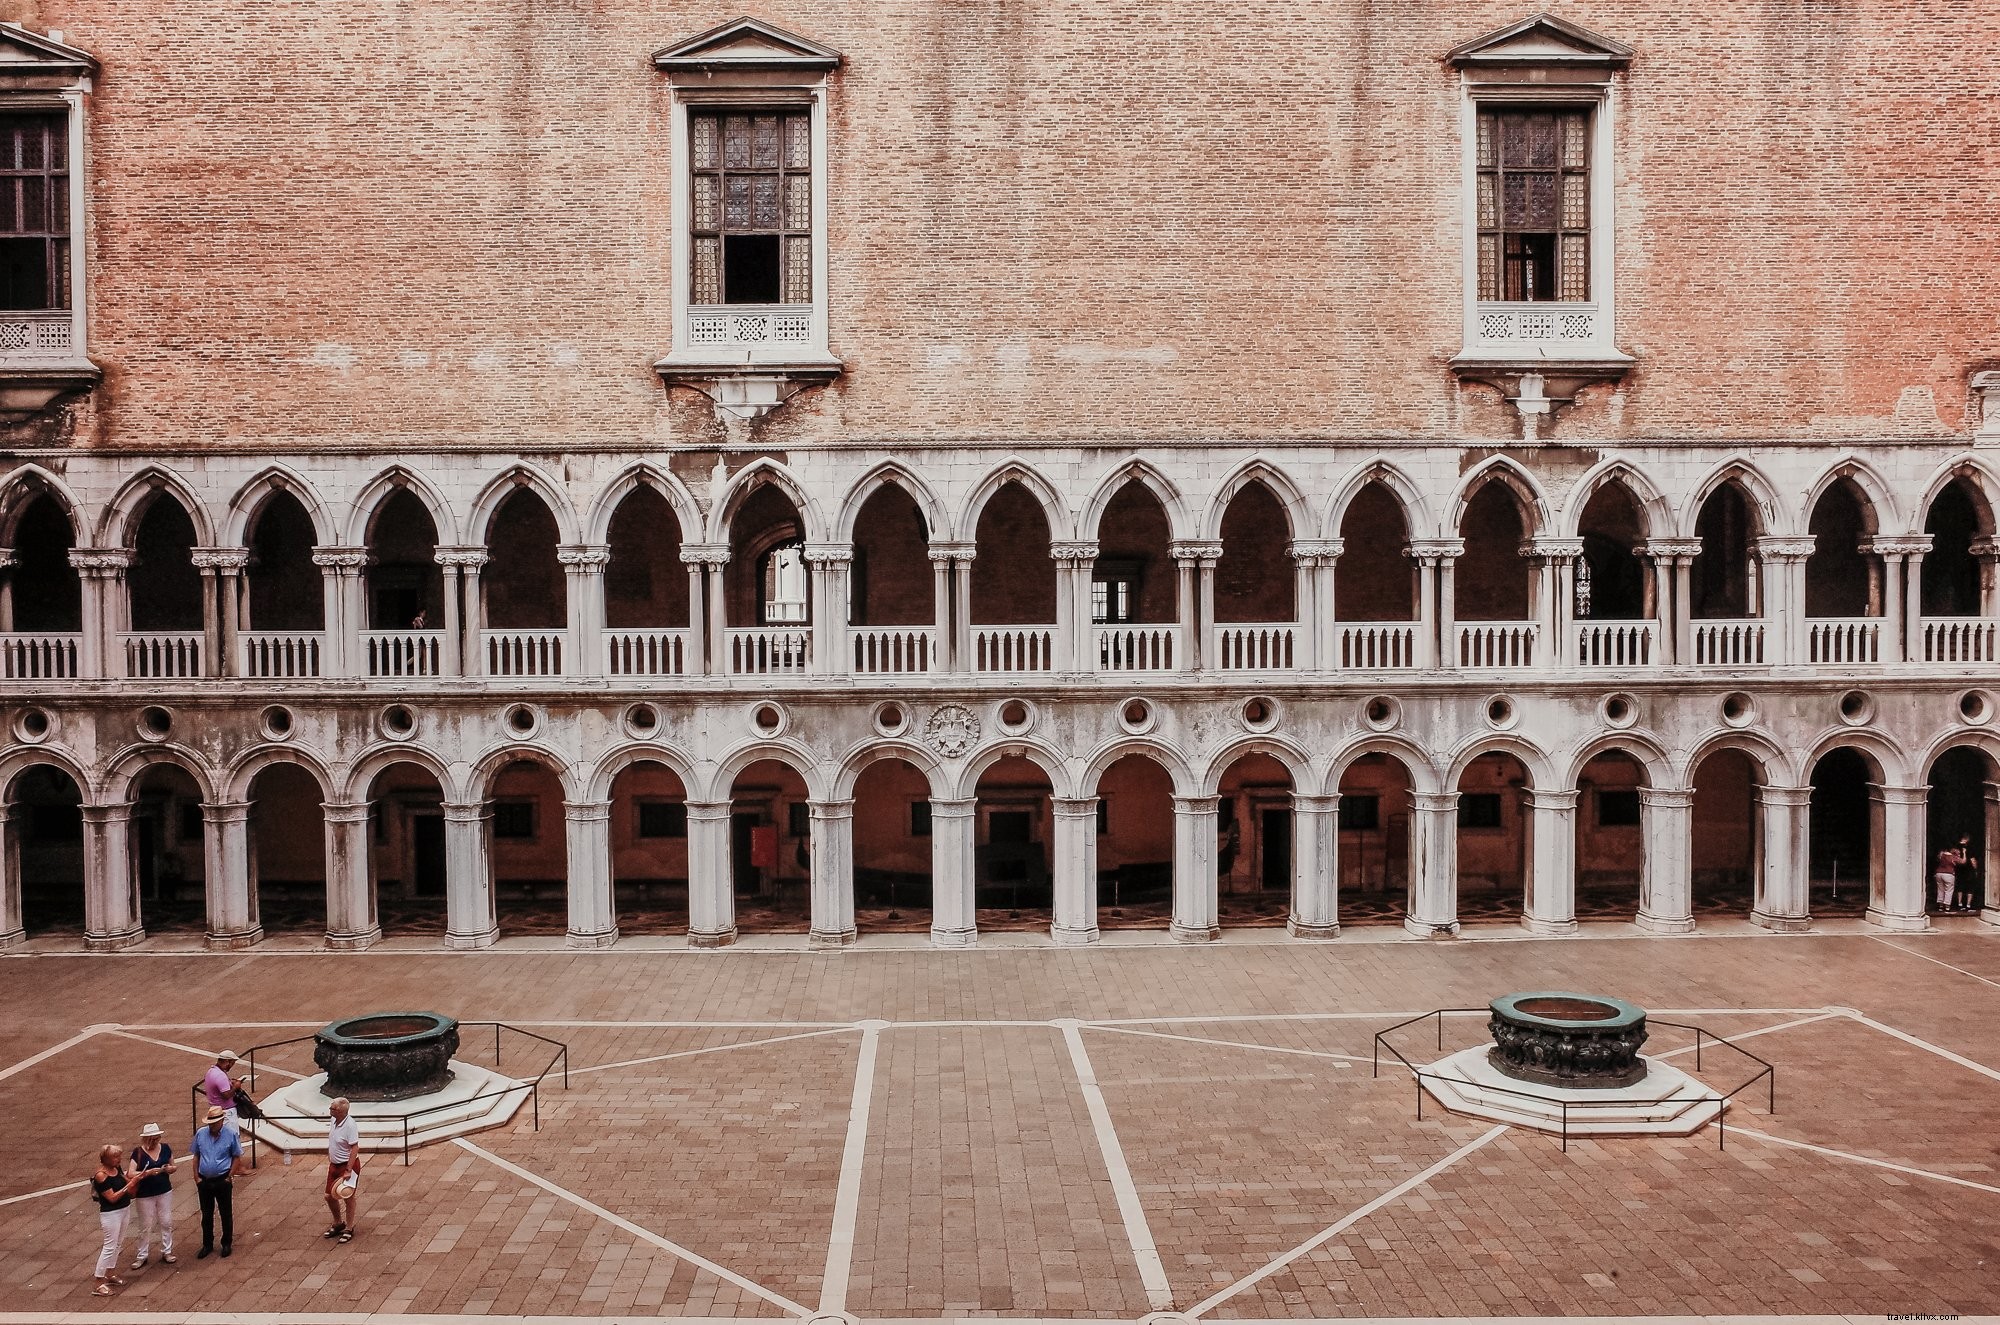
[201, 800, 261, 949]
[804, 544, 853, 679]
[1865, 535, 1931, 663]
[558, 544, 610, 679]
[930, 797, 978, 947]
[1170, 794, 1220, 942]
[68, 548, 131, 680]
[1866, 783, 1930, 931]
[1170, 540, 1222, 673]
[1973, 537, 2000, 620]
[322, 801, 381, 950]
[1406, 790, 1460, 937]
[1407, 539, 1462, 670]
[1523, 789, 1579, 935]
[1641, 539, 1701, 666]
[679, 544, 727, 676]
[1290, 539, 1342, 672]
[1051, 541, 1098, 677]
[928, 549, 954, 670]
[1288, 794, 1339, 938]
[951, 550, 976, 670]
[435, 547, 488, 678]
[685, 799, 736, 947]
[1982, 780, 2000, 928]
[1044, 796, 1097, 945]
[1636, 786, 1696, 934]
[1525, 537, 1582, 670]
[808, 798, 857, 948]
[0, 547, 13, 632]
[312, 546, 369, 677]
[563, 798, 617, 948]
[191, 548, 249, 678]
[81, 802, 144, 951]
[1756, 537, 1815, 665]
[441, 799, 498, 949]
[0, 806, 20, 947]
[1753, 785, 1813, 931]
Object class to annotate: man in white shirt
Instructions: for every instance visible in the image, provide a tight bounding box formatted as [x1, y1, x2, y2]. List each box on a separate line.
[323, 1098, 362, 1243]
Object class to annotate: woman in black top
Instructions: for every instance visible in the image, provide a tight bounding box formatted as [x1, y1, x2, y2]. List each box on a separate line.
[130, 1124, 178, 1268]
[90, 1144, 139, 1295]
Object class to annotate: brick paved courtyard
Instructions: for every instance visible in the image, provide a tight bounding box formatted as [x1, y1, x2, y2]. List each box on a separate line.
[3, 926, 1998, 1322]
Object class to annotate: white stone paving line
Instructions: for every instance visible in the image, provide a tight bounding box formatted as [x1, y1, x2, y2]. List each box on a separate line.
[566, 1025, 860, 1079]
[1058, 1018, 1176, 1311]
[0, 1022, 110, 1081]
[1843, 1008, 2000, 1084]
[817, 1019, 885, 1316]
[1083, 1022, 1365, 1065]
[1647, 1011, 1845, 1062]
[1731, 1127, 2000, 1197]
[104, 1028, 306, 1079]
[1185, 1124, 1510, 1318]
[451, 1137, 815, 1318]
[0, 1177, 84, 1207]
[1871, 933, 2000, 990]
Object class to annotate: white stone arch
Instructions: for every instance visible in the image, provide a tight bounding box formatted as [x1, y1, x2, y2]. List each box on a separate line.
[1800, 455, 1898, 538]
[1197, 735, 1315, 798]
[1558, 459, 1673, 540]
[1678, 459, 1787, 540]
[1078, 459, 1193, 543]
[950, 737, 1076, 801]
[223, 745, 336, 804]
[223, 464, 337, 546]
[1561, 731, 1672, 790]
[0, 745, 94, 803]
[707, 458, 825, 545]
[97, 465, 217, 548]
[830, 739, 949, 801]
[1079, 737, 1199, 798]
[834, 462, 950, 545]
[468, 744, 584, 802]
[957, 459, 1073, 545]
[1200, 460, 1313, 542]
[345, 464, 461, 547]
[1799, 729, 1910, 787]
[1444, 456, 1552, 541]
[0, 462, 86, 545]
[467, 464, 582, 547]
[342, 743, 460, 804]
[1914, 455, 2000, 537]
[1678, 728, 1793, 789]
[1917, 729, 2000, 784]
[100, 743, 218, 805]
[583, 742, 702, 803]
[1323, 737, 1444, 797]
[582, 463, 705, 548]
[706, 740, 829, 803]
[1325, 458, 1434, 542]
[1443, 734, 1556, 792]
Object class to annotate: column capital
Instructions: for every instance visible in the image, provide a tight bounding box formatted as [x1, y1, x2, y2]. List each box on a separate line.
[801, 542, 854, 566]
[1754, 535, 1816, 562]
[1521, 536, 1584, 562]
[68, 546, 134, 573]
[1404, 538, 1464, 564]
[808, 798, 856, 820]
[311, 545, 371, 571]
[1640, 538, 1704, 562]
[0, 547, 15, 571]
[1051, 796, 1099, 817]
[320, 800, 372, 825]
[1169, 540, 1224, 565]
[1866, 783, 1931, 806]
[1525, 789, 1581, 812]
[1861, 534, 1933, 558]
[678, 543, 731, 566]
[189, 546, 251, 572]
[1288, 539, 1344, 562]
[561, 798, 614, 820]
[441, 800, 492, 823]
[927, 541, 977, 564]
[80, 801, 134, 825]
[1637, 786, 1696, 808]
[1756, 784, 1815, 808]
[684, 799, 734, 821]
[929, 796, 979, 818]
[1971, 536, 2000, 560]
[1049, 540, 1100, 563]
[1412, 790, 1461, 813]
[1170, 794, 1220, 815]
[199, 799, 254, 823]
[557, 543, 612, 570]
[1291, 794, 1341, 814]
[434, 545, 491, 569]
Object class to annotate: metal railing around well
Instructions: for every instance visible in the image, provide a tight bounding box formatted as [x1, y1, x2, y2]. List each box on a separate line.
[1370, 1007, 1775, 1152]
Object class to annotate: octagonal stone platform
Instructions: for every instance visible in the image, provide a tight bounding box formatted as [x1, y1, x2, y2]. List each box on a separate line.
[251, 1062, 531, 1153]
[1420, 1045, 1724, 1137]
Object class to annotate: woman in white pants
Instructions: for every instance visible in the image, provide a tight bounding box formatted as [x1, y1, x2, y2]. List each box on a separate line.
[130, 1123, 177, 1267]
[89, 1145, 139, 1296]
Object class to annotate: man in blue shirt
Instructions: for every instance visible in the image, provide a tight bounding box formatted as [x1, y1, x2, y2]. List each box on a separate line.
[190, 1106, 241, 1259]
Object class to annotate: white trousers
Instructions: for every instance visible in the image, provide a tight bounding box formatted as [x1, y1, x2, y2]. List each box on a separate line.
[134, 1191, 173, 1257]
[94, 1207, 130, 1278]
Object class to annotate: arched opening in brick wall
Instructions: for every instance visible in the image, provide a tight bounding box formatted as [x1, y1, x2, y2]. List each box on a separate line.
[127, 493, 203, 633]
[1095, 483, 1175, 626]
[5, 492, 78, 632]
[1576, 483, 1648, 620]
[1926, 745, 1992, 913]
[1455, 483, 1531, 621]
[483, 489, 566, 630]
[488, 759, 569, 938]
[852, 757, 932, 932]
[245, 491, 323, 631]
[1922, 478, 1990, 617]
[1093, 754, 1174, 930]
[971, 482, 1057, 671]
[1455, 752, 1528, 922]
[1804, 479, 1880, 619]
[1335, 483, 1415, 622]
[609, 760, 689, 936]
[366, 489, 444, 630]
[248, 762, 326, 936]
[605, 487, 689, 630]
[1574, 750, 1646, 918]
[1215, 752, 1293, 928]
[729, 758, 811, 934]
[1691, 484, 1759, 619]
[9, 763, 84, 939]
[973, 755, 1052, 930]
[850, 485, 933, 627]
[132, 764, 206, 934]
[1690, 748, 1759, 918]
[1807, 747, 1876, 917]
[1215, 483, 1294, 624]
[1336, 754, 1413, 924]
[366, 761, 447, 937]
[727, 485, 809, 627]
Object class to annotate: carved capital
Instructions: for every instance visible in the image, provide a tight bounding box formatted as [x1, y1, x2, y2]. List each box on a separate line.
[678, 542, 731, 566]
[311, 545, 371, 571]
[1971, 537, 2000, 560]
[189, 547, 251, 572]
[1522, 536, 1585, 561]
[434, 545, 491, 569]
[1169, 540, 1225, 564]
[1640, 538, 1703, 562]
[0, 548, 15, 570]
[557, 543, 612, 569]
[1972, 370, 2000, 442]
[801, 543, 854, 566]
[1404, 538, 1465, 565]
[1861, 534, 1933, 558]
[927, 541, 977, 565]
[67, 546, 134, 573]
[1289, 539, 1344, 562]
[1754, 535, 1817, 562]
[1049, 540, 1100, 563]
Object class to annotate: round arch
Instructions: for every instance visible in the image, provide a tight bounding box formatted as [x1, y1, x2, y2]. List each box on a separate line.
[1077, 460, 1192, 544]
[1200, 462, 1314, 543]
[223, 746, 336, 804]
[342, 743, 461, 804]
[1558, 460, 1673, 540]
[1323, 737, 1444, 796]
[0, 463, 85, 544]
[708, 459, 825, 545]
[1799, 730, 1908, 786]
[707, 740, 829, 804]
[834, 463, 950, 545]
[0, 746, 94, 803]
[223, 466, 337, 546]
[582, 463, 705, 547]
[951, 738, 1076, 801]
[1079, 738, 1198, 799]
[467, 465, 581, 547]
[1800, 457, 1897, 537]
[1679, 460, 1786, 540]
[582, 742, 703, 803]
[957, 460, 1073, 545]
[100, 744, 218, 805]
[467, 744, 583, 802]
[831, 739, 948, 801]
[1918, 728, 2000, 783]
[1561, 732, 1671, 790]
[1325, 459, 1434, 542]
[345, 465, 461, 547]
[1677, 729, 1793, 788]
[1442, 735, 1556, 792]
[1444, 457, 1552, 540]
[1197, 735, 1315, 797]
[97, 466, 217, 548]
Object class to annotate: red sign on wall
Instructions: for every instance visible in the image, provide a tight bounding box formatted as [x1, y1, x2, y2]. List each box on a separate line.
[749, 825, 779, 868]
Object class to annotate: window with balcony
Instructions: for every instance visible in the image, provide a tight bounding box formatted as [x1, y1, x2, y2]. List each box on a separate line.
[1477, 109, 1589, 304]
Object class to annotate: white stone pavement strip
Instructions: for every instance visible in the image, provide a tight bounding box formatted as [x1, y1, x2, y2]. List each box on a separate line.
[1182, 1124, 1510, 1319]
[816, 1019, 884, 1317]
[450, 1136, 815, 1318]
[1083, 1022, 1365, 1065]
[565, 1025, 860, 1079]
[104, 1027, 306, 1079]
[1872, 934, 2000, 990]
[0, 1023, 111, 1081]
[1646, 1011, 1845, 1062]
[1842, 1008, 2000, 1084]
[1730, 1127, 2000, 1197]
[1058, 1017, 1176, 1311]
[0, 1178, 85, 1207]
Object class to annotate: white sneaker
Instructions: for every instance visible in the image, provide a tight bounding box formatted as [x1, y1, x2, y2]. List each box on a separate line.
[131, 1257, 148, 1270]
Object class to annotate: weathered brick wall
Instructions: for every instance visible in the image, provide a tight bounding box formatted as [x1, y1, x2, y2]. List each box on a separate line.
[21, 0, 1999, 452]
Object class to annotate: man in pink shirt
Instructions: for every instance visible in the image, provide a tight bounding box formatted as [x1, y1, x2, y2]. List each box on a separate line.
[201, 1051, 240, 1128]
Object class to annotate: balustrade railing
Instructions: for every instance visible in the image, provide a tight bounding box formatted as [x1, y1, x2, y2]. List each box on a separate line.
[605, 628, 691, 677]
[1923, 617, 1997, 664]
[123, 632, 202, 679]
[851, 627, 935, 674]
[1693, 620, 1766, 667]
[1334, 622, 1418, 670]
[1456, 621, 1537, 669]
[240, 631, 324, 679]
[1212, 623, 1297, 671]
[729, 627, 811, 675]
[1807, 617, 1881, 665]
[973, 626, 1055, 673]
[1, 632, 80, 679]
[1574, 620, 1655, 668]
[364, 630, 443, 678]
[1095, 624, 1176, 672]
[483, 630, 566, 678]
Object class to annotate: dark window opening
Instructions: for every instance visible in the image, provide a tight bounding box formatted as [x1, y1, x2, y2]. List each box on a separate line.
[1092, 560, 1143, 624]
[492, 800, 536, 840]
[637, 801, 687, 839]
[691, 111, 811, 305]
[787, 801, 809, 838]
[0, 113, 67, 311]
[1338, 794, 1380, 832]
[910, 802, 932, 838]
[1477, 108, 1589, 303]
[723, 234, 780, 304]
[1597, 790, 1642, 827]
[1458, 793, 1504, 829]
[1094, 800, 1109, 836]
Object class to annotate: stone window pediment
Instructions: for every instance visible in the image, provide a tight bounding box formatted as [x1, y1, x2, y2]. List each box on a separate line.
[651, 18, 841, 74]
[1445, 14, 1634, 70]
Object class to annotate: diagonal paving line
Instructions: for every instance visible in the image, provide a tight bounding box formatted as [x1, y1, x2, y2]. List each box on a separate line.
[567, 1025, 859, 1079]
[0, 1024, 111, 1081]
[104, 1028, 305, 1080]
[1730, 1127, 2000, 1196]
[1648, 1011, 1843, 1062]
[1840, 1008, 2000, 1084]
[454, 1137, 814, 1318]
[1084, 1021, 1365, 1065]
[1057, 1018, 1175, 1311]
[1186, 1124, 1509, 1318]
[1870, 934, 2000, 991]
[817, 1019, 884, 1316]
[0, 1178, 85, 1207]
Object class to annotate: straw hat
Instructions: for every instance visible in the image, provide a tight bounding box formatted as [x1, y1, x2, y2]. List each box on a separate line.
[216, 1050, 238, 1063]
[139, 1122, 163, 1139]
[203, 1106, 228, 1125]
